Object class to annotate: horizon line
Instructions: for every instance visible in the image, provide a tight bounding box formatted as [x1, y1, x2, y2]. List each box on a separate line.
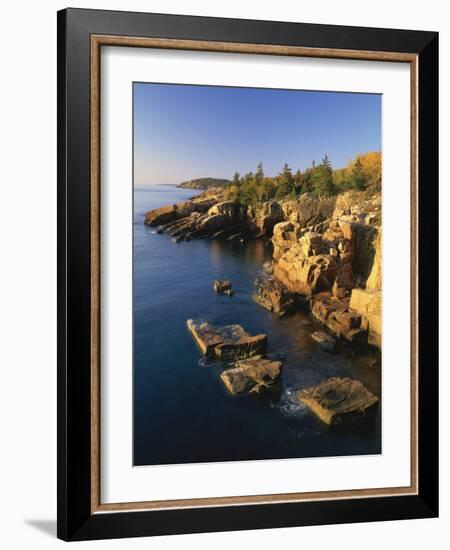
[134, 149, 382, 186]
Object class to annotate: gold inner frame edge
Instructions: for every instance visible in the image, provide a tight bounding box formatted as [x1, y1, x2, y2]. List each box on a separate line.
[90, 34, 419, 514]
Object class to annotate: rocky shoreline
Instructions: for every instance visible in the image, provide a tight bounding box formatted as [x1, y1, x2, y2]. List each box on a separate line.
[144, 186, 381, 423]
[145, 186, 382, 350]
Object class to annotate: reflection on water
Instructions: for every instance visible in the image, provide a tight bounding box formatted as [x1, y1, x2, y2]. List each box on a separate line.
[133, 185, 381, 466]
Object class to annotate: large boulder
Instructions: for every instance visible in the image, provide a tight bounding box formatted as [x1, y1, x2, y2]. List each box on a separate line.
[297, 377, 379, 425]
[272, 221, 302, 261]
[207, 200, 239, 219]
[253, 277, 297, 316]
[349, 288, 382, 348]
[186, 320, 267, 361]
[200, 213, 229, 233]
[309, 292, 366, 342]
[273, 225, 331, 262]
[274, 252, 339, 296]
[194, 201, 243, 235]
[220, 356, 282, 395]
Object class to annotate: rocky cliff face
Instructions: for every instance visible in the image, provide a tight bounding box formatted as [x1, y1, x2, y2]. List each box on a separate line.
[348, 227, 382, 347]
[270, 189, 382, 347]
[246, 201, 285, 237]
[280, 194, 336, 226]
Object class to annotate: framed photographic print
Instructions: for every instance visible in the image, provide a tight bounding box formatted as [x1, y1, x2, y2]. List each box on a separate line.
[57, 8, 439, 541]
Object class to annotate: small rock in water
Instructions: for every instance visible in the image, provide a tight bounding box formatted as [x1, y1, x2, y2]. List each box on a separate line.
[311, 330, 335, 352]
[214, 280, 233, 295]
[297, 377, 379, 426]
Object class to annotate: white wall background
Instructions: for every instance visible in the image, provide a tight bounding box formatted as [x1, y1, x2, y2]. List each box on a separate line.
[0, 1, 447, 547]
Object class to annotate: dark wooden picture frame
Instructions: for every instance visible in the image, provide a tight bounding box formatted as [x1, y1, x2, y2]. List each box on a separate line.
[57, 8, 438, 541]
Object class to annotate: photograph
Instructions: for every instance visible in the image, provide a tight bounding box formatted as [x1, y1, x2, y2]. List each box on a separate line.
[0, 0, 443, 545]
[133, 82, 383, 466]
[51, 5, 438, 542]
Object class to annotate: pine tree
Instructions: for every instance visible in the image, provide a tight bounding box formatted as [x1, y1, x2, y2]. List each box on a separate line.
[276, 163, 295, 198]
[239, 172, 257, 205]
[310, 155, 335, 197]
[349, 158, 366, 190]
[301, 167, 313, 194]
[294, 169, 303, 194]
[225, 171, 242, 202]
[255, 162, 264, 185]
[224, 150, 377, 205]
[281, 163, 293, 181]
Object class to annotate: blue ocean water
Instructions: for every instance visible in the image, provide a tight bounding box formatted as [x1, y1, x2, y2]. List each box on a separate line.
[133, 185, 381, 466]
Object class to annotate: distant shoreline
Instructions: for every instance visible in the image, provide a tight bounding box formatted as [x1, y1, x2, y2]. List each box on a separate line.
[135, 183, 178, 187]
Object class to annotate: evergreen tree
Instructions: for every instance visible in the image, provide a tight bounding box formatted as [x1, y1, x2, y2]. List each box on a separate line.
[332, 168, 348, 191]
[311, 154, 335, 196]
[224, 150, 378, 205]
[225, 171, 242, 202]
[255, 162, 264, 185]
[239, 171, 257, 205]
[348, 158, 366, 190]
[293, 169, 303, 193]
[301, 168, 313, 194]
[276, 163, 295, 198]
[258, 177, 276, 201]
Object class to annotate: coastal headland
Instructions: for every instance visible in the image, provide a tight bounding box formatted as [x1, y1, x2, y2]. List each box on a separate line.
[144, 184, 382, 351]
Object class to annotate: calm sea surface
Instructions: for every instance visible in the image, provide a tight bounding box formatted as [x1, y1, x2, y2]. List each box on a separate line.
[133, 184, 381, 466]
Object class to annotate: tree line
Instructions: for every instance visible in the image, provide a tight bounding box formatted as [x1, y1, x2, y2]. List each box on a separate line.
[224, 152, 381, 205]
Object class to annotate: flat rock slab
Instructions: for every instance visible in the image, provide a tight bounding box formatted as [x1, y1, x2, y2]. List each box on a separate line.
[220, 356, 282, 395]
[186, 320, 267, 361]
[297, 377, 379, 425]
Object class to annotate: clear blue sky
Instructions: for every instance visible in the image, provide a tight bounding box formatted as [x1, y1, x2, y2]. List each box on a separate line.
[134, 83, 381, 186]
